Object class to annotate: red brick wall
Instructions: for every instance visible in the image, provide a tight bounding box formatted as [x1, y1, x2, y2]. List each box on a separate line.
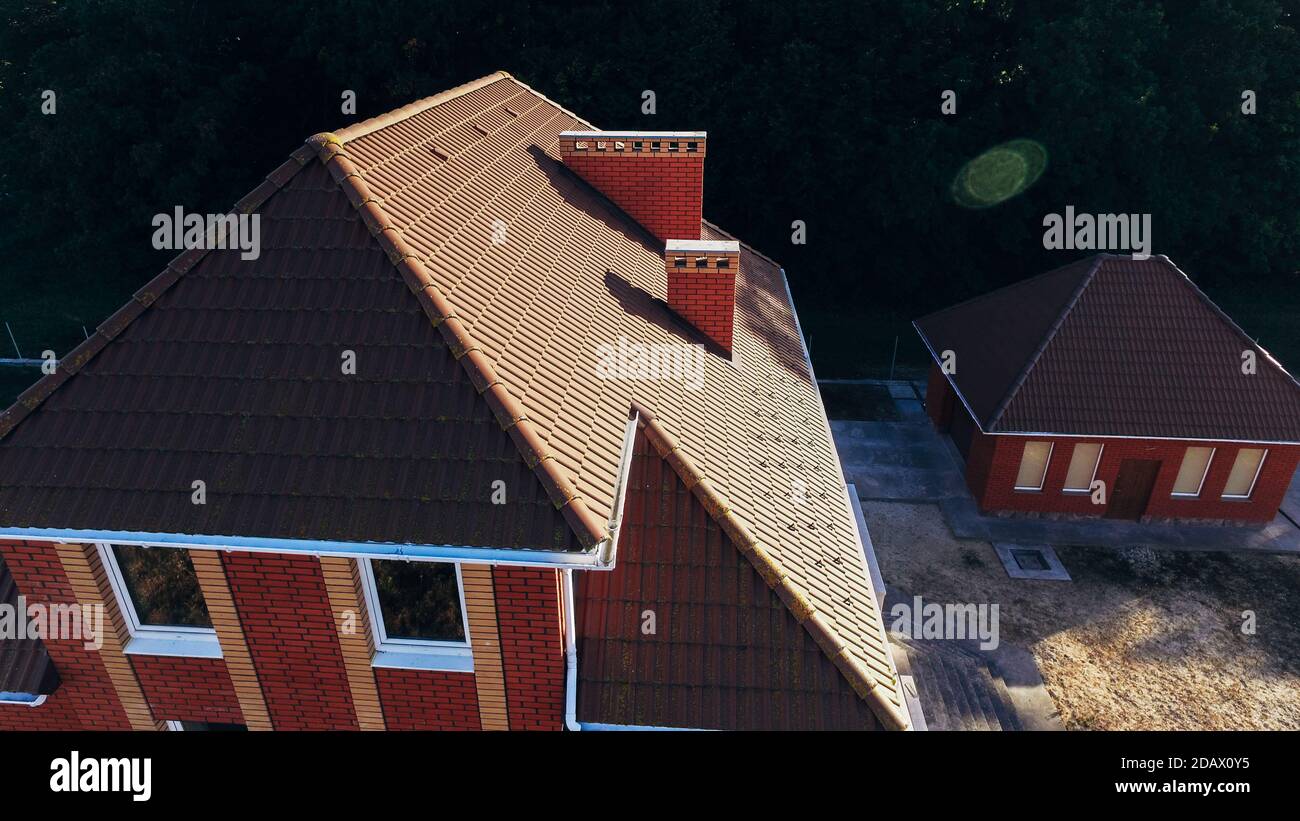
[562, 152, 703, 243]
[666, 260, 736, 352]
[494, 565, 564, 730]
[971, 432, 1299, 523]
[222, 551, 358, 730]
[130, 655, 243, 724]
[374, 668, 479, 730]
[0, 540, 131, 730]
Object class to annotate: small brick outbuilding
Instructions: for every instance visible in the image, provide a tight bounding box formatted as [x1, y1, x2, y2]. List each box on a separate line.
[915, 254, 1300, 524]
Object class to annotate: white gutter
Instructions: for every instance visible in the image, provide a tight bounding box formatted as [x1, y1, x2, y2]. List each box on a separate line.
[0, 527, 609, 569]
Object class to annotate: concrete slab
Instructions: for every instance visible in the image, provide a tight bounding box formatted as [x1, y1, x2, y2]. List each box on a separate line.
[831, 420, 970, 502]
[992, 542, 1072, 581]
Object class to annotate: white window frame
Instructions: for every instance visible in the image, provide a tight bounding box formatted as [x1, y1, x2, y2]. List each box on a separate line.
[1171, 447, 1216, 498]
[1221, 448, 1268, 500]
[1062, 443, 1104, 494]
[96, 543, 221, 659]
[1013, 442, 1054, 492]
[358, 558, 473, 673]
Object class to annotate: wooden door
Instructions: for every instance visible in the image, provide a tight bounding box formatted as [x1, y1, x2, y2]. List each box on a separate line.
[1106, 459, 1161, 520]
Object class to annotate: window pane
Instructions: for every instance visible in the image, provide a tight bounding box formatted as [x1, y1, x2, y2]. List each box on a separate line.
[112, 546, 211, 629]
[1222, 449, 1266, 497]
[1172, 447, 1214, 495]
[372, 560, 465, 643]
[1063, 443, 1102, 490]
[1014, 441, 1052, 489]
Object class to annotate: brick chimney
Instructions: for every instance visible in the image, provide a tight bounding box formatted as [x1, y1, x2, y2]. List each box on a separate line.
[558, 131, 705, 243]
[665, 239, 740, 353]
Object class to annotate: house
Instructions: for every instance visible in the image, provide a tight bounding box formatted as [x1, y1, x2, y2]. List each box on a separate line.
[0, 72, 909, 731]
[915, 254, 1300, 524]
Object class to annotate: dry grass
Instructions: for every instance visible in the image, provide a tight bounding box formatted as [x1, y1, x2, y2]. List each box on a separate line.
[865, 499, 1300, 730]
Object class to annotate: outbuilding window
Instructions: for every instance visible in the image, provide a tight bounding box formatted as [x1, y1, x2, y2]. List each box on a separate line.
[1062, 443, 1103, 492]
[1171, 447, 1215, 497]
[1222, 448, 1267, 499]
[1014, 441, 1053, 491]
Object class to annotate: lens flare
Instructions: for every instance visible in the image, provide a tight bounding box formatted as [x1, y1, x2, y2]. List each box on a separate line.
[952, 139, 1048, 208]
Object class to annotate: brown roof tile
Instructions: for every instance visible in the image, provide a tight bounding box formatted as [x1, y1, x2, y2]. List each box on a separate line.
[916, 254, 1300, 441]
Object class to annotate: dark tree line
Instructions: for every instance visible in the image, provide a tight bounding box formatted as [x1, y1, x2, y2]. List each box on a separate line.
[1, 0, 1297, 367]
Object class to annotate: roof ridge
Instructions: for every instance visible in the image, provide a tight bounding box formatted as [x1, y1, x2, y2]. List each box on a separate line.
[302, 132, 609, 552]
[333, 71, 513, 144]
[1156, 255, 1300, 398]
[628, 400, 911, 731]
[984, 254, 1105, 431]
[0, 153, 313, 441]
[914, 253, 1104, 327]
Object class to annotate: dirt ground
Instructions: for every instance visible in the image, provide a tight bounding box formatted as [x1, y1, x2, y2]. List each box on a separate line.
[864, 499, 1300, 730]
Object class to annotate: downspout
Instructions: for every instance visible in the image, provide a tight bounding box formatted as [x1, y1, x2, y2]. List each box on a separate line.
[562, 568, 580, 731]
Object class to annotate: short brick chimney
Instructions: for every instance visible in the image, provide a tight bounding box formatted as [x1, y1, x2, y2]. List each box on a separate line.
[665, 239, 740, 353]
[558, 131, 705, 243]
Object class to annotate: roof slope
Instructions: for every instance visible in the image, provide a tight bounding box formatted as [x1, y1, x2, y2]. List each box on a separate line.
[0, 71, 906, 725]
[0, 159, 580, 551]
[916, 254, 1300, 441]
[577, 429, 884, 730]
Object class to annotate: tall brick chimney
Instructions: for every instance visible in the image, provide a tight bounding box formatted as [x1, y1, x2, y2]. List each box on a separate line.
[558, 131, 705, 243]
[665, 239, 740, 353]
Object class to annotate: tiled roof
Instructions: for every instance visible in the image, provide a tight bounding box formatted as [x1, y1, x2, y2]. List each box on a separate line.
[576, 415, 892, 730]
[0, 554, 59, 697]
[0, 72, 906, 725]
[915, 254, 1300, 441]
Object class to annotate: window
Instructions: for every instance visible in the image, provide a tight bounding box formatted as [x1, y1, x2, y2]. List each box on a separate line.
[97, 544, 220, 658]
[1171, 447, 1215, 497]
[1014, 441, 1053, 491]
[1062, 443, 1103, 492]
[359, 559, 472, 672]
[1222, 448, 1267, 499]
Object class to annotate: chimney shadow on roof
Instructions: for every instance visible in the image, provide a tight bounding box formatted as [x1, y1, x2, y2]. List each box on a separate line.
[526, 146, 660, 255]
[602, 269, 727, 353]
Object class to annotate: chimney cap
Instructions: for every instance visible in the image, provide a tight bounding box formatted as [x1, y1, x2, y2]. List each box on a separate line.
[665, 239, 739, 253]
[560, 130, 707, 140]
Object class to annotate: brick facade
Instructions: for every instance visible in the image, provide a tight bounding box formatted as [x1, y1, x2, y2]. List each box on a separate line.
[130, 654, 243, 724]
[665, 243, 739, 353]
[926, 364, 1300, 523]
[0, 540, 133, 730]
[1, 536, 574, 731]
[374, 668, 479, 730]
[222, 551, 359, 730]
[494, 565, 566, 731]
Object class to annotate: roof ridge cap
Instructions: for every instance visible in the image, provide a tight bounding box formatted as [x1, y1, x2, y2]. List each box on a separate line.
[306, 135, 609, 552]
[500, 74, 599, 131]
[331, 71, 512, 144]
[628, 400, 911, 731]
[985, 254, 1105, 431]
[1156, 255, 1300, 398]
[0, 152, 312, 441]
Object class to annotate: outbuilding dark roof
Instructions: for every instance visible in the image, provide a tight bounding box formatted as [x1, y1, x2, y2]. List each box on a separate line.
[915, 254, 1300, 442]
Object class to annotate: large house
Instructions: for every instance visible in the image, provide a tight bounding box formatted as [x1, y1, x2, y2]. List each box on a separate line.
[916, 254, 1300, 524]
[0, 73, 909, 730]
